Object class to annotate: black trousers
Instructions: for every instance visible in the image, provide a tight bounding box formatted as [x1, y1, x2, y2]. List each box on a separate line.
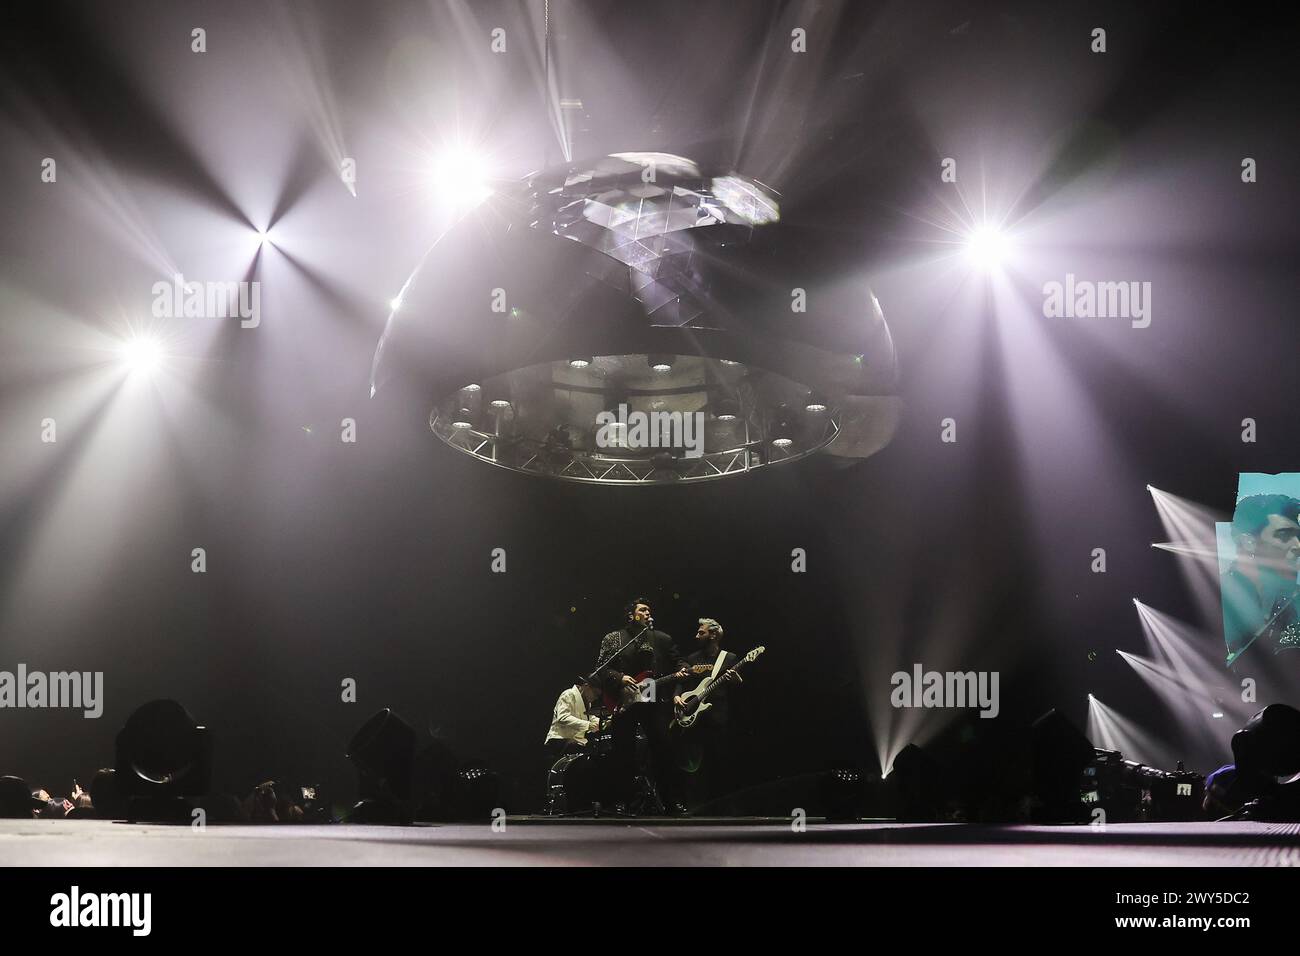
[690, 719, 735, 813]
[609, 701, 680, 808]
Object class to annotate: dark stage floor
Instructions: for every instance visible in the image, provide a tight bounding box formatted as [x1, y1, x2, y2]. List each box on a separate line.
[3, 819, 1298, 866]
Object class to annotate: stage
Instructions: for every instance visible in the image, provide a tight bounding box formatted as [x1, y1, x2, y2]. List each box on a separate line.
[4, 819, 1298, 867]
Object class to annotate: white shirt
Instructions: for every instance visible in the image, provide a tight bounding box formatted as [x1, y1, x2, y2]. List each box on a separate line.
[545, 686, 600, 745]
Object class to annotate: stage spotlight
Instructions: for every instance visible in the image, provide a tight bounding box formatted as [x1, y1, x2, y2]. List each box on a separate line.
[428, 145, 493, 208]
[768, 405, 796, 453]
[1087, 692, 1184, 770]
[119, 336, 162, 376]
[389, 296, 403, 312]
[963, 224, 1011, 271]
[1129, 602, 1230, 730]
[647, 353, 674, 373]
[255, 228, 273, 249]
[114, 699, 212, 822]
[568, 357, 592, 369]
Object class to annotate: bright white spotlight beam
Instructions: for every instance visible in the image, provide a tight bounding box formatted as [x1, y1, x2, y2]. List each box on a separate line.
[964, 224, 1011, 271]
[119, 336, 162, 376]
[427, 145, 494, 210]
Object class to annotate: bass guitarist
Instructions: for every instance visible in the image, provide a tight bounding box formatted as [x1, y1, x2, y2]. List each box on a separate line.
[678, 617, 743, 813]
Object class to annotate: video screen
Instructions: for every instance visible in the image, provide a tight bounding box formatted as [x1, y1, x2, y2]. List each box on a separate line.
[1218, 474, 1300, 666]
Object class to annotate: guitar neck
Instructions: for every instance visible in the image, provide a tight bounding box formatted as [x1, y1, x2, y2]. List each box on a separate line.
[646, 665, 710, 681]
[697, 662, 740, 703]
[697, 651, 762, 703]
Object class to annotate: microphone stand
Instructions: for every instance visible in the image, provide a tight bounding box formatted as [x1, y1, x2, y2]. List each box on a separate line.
[587, 619, 654, 691]
[1227, 576, 1300, 668]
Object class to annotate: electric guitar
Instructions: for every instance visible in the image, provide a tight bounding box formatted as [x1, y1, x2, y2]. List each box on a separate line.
[670, 646, 765, 730]
[601, 663, 717, 712]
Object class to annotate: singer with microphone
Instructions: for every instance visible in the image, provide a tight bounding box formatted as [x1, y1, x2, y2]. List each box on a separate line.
[593, 598, 689, 814]
[1222, 494, 1300, 667]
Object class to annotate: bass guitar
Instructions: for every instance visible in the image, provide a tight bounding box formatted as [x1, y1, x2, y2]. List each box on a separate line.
[670, 646, 765, 730]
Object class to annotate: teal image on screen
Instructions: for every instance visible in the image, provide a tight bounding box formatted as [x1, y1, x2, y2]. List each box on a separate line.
[1220, 473, 1300, 667]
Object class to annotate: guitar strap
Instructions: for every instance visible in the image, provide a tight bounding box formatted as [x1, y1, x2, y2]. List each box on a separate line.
[711, 650, 727, 680]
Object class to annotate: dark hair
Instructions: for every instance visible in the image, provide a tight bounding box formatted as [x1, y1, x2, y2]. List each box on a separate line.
[624, 597, 651, 619]
[1232, 495, 1300, 538]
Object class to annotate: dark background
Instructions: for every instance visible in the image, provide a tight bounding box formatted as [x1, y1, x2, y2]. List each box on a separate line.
[1, 0, 1297, 806]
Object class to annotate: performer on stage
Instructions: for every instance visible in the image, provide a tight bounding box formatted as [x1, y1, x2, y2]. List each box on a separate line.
[543, 677, 602, 761]
[678, 617, 743, 813]
[539, 677, 603, 812]
[594, 598, 688, 814]
[1222, 494, 1300, 665]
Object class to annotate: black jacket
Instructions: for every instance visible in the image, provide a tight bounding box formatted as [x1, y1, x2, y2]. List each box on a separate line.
[595, 625, 684, 698]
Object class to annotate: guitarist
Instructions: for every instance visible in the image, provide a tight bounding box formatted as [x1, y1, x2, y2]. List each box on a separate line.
[678, 617, 743, 813]
[595, 599, 689, 814]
